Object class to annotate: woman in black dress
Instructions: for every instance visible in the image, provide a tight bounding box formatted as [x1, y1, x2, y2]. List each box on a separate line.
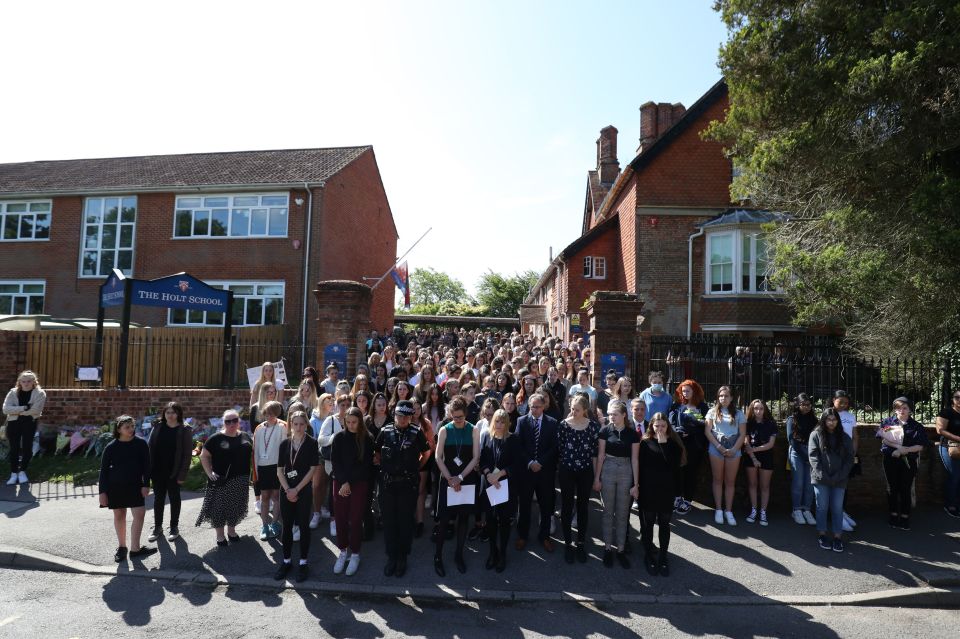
[479, 408, 519, 572]
[639, 412, 685, 577]
[99, 415, 156, 562]
[147, 401, 193, 542]
[197, 409, 254, 547]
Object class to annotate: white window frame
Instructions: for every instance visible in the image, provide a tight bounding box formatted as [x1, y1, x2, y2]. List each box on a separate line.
[705, 228, 779, 295]
[583, 255, 606, 280]
[78, 196, 137, 278]
[172, 193, 289, 239]
[0, 280, 45, 315]
[1, 200, 52, 242]
[167, 280, 285, 327]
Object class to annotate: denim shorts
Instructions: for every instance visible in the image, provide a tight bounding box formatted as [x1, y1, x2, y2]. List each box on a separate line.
[708, 442, 741, 459]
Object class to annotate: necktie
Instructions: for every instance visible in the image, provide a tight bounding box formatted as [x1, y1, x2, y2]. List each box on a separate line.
[534, 417, 541, 461]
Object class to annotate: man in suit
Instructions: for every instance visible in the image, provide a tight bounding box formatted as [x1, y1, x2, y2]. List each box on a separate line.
[515, 393, 559, 552]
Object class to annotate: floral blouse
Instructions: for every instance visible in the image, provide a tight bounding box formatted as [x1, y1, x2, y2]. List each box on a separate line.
[558, 420, 601, 471]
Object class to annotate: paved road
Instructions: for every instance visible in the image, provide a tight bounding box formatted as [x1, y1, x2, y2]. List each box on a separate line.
[1, 481, 958, 601]
[0, 569, 956, 639]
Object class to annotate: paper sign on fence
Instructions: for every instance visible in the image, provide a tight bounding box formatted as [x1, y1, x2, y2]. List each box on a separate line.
[485, 479, 509, 506]
[446, 485, 476, 506]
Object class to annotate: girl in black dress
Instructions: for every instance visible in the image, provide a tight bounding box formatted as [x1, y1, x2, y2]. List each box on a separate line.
[639, 412, 685, 577]
[99, 415, 156, 562]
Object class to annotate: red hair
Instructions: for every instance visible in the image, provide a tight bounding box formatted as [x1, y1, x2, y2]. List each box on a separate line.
[673, 379, 705, 406]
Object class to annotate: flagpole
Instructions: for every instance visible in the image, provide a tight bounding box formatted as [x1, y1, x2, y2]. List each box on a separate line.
[369, 227, 432, 290]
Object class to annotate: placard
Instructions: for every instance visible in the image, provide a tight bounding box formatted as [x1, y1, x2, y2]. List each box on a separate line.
[246, 360, 288, 391]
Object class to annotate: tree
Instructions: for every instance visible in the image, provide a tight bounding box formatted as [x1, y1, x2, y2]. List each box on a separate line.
[407, 267, 470, 307]
[476, 270, 540, 318]
[708, 0, 960, 357]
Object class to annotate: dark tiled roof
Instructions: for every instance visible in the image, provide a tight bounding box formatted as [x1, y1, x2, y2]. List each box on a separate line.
[0, 147, 372, 195]
[698, 208, 788, 228]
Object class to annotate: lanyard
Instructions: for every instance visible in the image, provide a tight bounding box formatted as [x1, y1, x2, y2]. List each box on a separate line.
[260, 423, 277, 457]
[289, 435, 305, 469]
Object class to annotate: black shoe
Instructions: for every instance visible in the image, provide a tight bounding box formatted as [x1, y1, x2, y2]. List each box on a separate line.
[415, 522, 424, 538]
[216, 538, 229, 547]
[495, 553, 507, 573]
[658, 556, 670, 577]
[575, 543, 588, 563]
[644, 553, 659, 576]
[296, 564, 309, 583]
[395, 556, 407, 578]
[167, 527, 180, 541]
[616, 552, 630, 569]
[114, 546, 128, 563]
[468, 525, 483, 541]
[274, 562, 292, 581]
[434, 556, 446, 577]
[945, 506, 960, 519]
[899, 516, 911, 530]
[603, 549, 614, 567]
[889, 514, 899, 528]
[485, 551, 498, 570]
[129, 546, 158, 559]
[479, 528, 490, 542]
[564, 544, 575, 564]
[227, 534, 241, 543]
[384, 559, 397, 577]
[455, 553, 467, 574]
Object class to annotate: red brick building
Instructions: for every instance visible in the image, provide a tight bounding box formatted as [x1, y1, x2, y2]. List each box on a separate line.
[526, 80, 804, 342]
[0, 147, 398, 349]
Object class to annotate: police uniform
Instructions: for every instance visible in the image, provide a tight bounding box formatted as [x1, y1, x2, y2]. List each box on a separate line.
[375, 405, 428, 576]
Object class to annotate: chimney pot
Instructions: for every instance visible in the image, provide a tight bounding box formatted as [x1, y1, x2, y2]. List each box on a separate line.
[596, 125, 620, 184]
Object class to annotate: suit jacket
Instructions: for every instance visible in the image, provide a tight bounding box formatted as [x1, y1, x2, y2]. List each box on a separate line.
[515, 413, 559, 471]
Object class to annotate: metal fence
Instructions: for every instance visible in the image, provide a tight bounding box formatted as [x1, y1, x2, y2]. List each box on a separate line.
[638, 334, 951, 423]
[13, 326, 316, 389]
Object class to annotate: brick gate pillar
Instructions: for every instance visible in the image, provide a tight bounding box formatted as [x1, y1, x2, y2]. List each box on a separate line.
[584, 291, 646, 386]
[314, 280, 373, 380]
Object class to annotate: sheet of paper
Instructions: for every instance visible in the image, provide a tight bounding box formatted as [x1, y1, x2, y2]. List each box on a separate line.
[485, 479, 509, 506]
[446, 485, 476, 506]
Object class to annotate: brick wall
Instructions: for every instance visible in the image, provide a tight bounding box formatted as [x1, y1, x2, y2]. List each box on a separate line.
[0, 331, 22, 386]
[34, 388, 256, 426]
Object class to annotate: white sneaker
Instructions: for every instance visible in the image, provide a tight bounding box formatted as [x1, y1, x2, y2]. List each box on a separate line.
[724, 511, 737, 526]
[333, 549, 349, 574]
[842, 512, 857, 527]
[309, 512, 321, 529]
[17, 471, 28, 484]
[345, 554, 360, 576]
[6, 473, 17, 486]
[842, 518, 854, 532]
[803, 510, 817, 525]
[292, 525, 301, 542]
[330, 520, 337, 537]
[746, 508, 758, 524]
[255, 499, 262, 515]
[320, 506, 331, 520]
[792, 509, 806, 525]
[759, 510, 768, 526]
[714, 509, 724, 525]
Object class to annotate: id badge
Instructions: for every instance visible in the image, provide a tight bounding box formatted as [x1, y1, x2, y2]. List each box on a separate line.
[453, 456, 463, 467]
[286, 470, 299, 481]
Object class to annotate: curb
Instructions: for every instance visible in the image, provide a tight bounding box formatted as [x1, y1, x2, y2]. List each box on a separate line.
[2, 546, 959, 607]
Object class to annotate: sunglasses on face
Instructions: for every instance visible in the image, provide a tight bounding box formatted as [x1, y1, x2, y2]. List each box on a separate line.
[224, 418, 240, 424]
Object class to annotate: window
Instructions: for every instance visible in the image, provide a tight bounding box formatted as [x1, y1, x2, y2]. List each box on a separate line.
[706, 229, 777, 294]
[168, 281, 284, 326]
[80, 196, 136, 277]
[173, 193, 288, 238]
[583, 256, 606, 279]
[1, 200, 51, 241]
[0, 281, 44, 315]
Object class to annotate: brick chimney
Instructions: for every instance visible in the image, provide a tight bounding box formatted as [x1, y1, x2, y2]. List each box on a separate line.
[596, 125, 619, 185]
[638, 101, 686, 153]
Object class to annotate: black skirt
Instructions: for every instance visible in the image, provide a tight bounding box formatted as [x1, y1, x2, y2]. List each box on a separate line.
[256, 464, 281, 490]
[107, 485, 145, 509]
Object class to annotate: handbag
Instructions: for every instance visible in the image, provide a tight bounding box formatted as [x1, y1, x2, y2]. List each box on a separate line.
[209, 464, 231, 488]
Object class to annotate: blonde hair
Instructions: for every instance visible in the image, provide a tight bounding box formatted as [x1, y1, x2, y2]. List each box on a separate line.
[489, 409, 510, 439]
[256, 381, 278, 409]
[15, 370, 41, 392]
[570, 393, 591, 414]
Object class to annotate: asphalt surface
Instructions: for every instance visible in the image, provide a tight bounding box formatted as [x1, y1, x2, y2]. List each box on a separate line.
[0, 569, 958, 639]
[2, 480, 960, 601]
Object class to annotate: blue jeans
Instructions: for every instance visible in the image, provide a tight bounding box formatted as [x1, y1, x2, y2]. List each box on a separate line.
[813, 484, 845, 535]
[940, 445, 960, 510]
[789, 447, 813, 511]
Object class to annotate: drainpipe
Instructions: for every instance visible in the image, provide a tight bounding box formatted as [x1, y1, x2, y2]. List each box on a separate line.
[687, 227, 704, 338]
[300, 183, 315, 371]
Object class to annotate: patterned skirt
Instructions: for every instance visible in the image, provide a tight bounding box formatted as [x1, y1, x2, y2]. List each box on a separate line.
[195, 475, 249, 529]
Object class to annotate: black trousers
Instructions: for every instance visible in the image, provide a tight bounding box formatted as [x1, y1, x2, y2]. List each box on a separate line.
[883, 455, 918, 516]
[152, 475, 182, 528]
[380, 480, 418, 559]
[280, 487, 313, 560]
[517, 468, 556, 542]
[559, 467, 593, 544]
[6, 421, 36, 474]
[641, 510, 672, 555]
[485, 500, 514, 556]
[679, 438, 704, 502]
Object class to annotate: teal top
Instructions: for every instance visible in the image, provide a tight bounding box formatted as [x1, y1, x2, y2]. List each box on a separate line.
[443, 422, 474, 446]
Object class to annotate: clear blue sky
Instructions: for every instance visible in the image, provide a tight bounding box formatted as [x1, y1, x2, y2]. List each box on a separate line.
[0, 1, 727, 298]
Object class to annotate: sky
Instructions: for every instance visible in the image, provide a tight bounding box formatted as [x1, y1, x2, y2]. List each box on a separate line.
[0, 0, 727, 299]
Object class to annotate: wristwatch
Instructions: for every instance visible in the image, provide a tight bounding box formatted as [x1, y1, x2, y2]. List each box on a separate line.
[458, 473, 464, 481]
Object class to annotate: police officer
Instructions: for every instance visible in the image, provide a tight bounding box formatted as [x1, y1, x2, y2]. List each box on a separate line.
[375, 399, 429, 578]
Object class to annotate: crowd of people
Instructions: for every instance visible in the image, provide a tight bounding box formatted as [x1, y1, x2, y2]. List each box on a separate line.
[6, 327, 959, 582]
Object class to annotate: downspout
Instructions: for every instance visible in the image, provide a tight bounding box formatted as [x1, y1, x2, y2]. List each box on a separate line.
[687, 227, 705, 338]
[300, 183, 316, 372]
